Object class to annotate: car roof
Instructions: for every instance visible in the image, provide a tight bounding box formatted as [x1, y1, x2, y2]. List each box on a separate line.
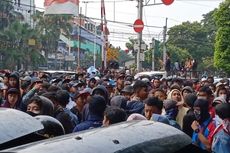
[0, 108, 44, 144]
[134, 71, 166, 80]
[3, 120, 191, 153]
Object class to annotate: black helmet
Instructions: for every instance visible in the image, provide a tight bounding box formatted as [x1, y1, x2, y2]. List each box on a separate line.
[34, 115, 65, 138]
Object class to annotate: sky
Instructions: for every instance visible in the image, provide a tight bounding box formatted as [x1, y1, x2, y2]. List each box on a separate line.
[34, 0, 224, 49]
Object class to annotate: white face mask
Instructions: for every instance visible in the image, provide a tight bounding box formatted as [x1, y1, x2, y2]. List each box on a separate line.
[220, 94, 227, 100]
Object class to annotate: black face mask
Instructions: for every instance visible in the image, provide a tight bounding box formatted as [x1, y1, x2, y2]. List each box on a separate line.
[27, 111, 39, 117]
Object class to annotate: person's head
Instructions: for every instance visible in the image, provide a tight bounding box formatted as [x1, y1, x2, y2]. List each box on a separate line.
[153, 89, 167, 101]
[216, 86, 229, 101]
[212, 97, 227, 107]
[133, 80, 148, 100]
[144, 97, 163, 120]
[55, 90, 70, 107]
[116, 74, 125, 88]
[74, 89, 91, 112]
[20, 76, 32, 90]
[92, 85, 109, 104]
[197, 85, 213, 102]
[207, 76, 214, 84]
[8, 73, 19, 89]
[88, 78, 97, 89]
[182, 86, 193, 99]
[110, 95, 127, 110]
[152, 79, 161, 88]
[27, 96, 43, 116]
[163, 99, 178, 120]
[121, 85, 134, 100]
[168, 89, 182, 104]
[184, 93, 197, 109]
[88, 95, 106, 118]
[6, 88, 20, 108]
[27, 95, 54, 116]
[103, 106, 127, 127]
[215, 103, 230, 121]
[193, 99, 210, 123]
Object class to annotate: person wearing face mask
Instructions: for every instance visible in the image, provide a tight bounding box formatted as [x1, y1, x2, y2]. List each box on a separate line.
[26, 95, 54, 117]
[211, 103, 230, 153]
[191, 99, 216, 151]
[197, 86, 215, 118]
[216, 86, 229, 102]
[212, 97, 227, 127]
[163, 99, 181, 130]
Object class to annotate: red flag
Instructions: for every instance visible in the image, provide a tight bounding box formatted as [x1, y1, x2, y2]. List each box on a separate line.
[44, 0, 79, 16]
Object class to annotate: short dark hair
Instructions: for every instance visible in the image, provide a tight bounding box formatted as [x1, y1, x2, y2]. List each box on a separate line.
[133, 80, 148, 93]
[144, 97, 163, 110]
[89, 95, 106, 117]
[28, 95, 43, 109]
[55, 90, 70, 107]
[199, 86, 213, 96]
[104, 106, 127, 125]
[215, 103, 230, 119]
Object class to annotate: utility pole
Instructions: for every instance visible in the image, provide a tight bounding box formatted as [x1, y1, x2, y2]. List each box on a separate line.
[163, 17, 168, 71]
[137, 0, 143, 72]
[152, 38, 155, 71]
[77, 7, 82, 68]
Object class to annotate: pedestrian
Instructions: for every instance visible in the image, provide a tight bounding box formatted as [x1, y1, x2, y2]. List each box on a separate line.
[73, 95, 106, 132]
[191, 99, 216, 151]
[211, 103, 230, 153]
[102, 106, 127, 127]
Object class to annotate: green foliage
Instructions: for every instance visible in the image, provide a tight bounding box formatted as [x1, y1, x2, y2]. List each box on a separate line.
[167, 21, 213, 62]
[214, 0, 230, 75]
[166, 44, 191, 63]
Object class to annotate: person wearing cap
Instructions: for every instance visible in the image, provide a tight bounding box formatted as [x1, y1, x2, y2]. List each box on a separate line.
[121, 85, 134, 100]
[1, 88, 21, 109]
[163, 99, 181, 130]
[182, 86, 194, 99]
[71, 88, 92, 122]
[211, 103, 230, 153]
[113, 74, 125, 96]
[212, 97, 227, 127]
[191, 99, 216, 151]
[20, 76, 32, 97]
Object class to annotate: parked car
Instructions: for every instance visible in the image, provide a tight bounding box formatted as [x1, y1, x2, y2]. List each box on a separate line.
[134, 71, 167, 80]
[1, 110, 208, 153]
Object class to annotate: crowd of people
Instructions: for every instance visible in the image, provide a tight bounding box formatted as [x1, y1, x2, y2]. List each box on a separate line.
[0, 69, 229, 152]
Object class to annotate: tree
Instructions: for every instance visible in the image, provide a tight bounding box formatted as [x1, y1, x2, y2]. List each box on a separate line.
[0, 21, 45, 70]
[213, 0, 230, 75]
[167, 21, 213, 62]
[0, 1, 23, 30]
